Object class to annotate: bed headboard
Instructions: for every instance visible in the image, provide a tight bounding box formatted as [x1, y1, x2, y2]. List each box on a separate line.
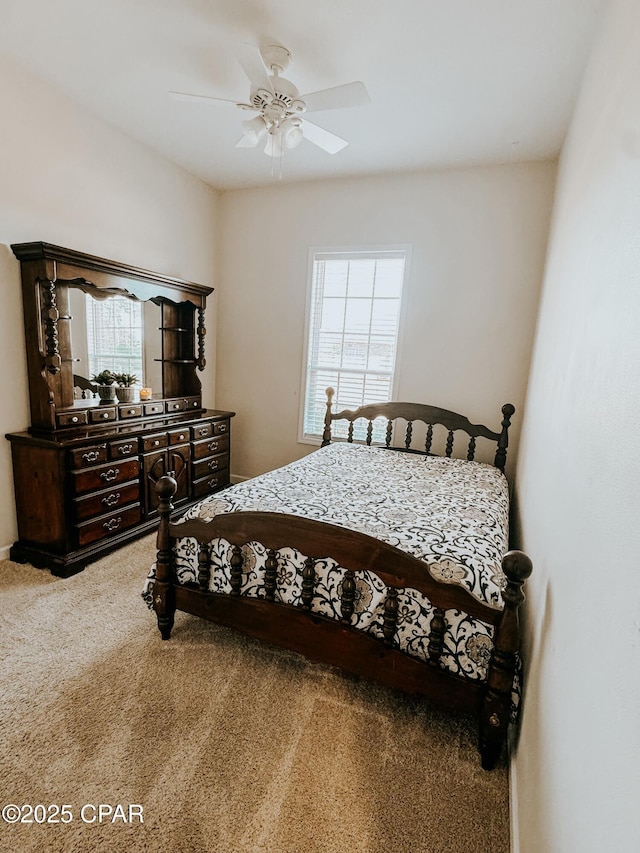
[321, 387, 514, 472]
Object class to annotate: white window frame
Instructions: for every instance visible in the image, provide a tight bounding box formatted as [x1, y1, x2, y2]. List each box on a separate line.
[298, 245, 411, 445]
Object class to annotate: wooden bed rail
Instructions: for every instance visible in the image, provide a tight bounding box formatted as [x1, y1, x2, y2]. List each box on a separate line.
[153, 472, 532, 769]
[322, 387, 514, 471]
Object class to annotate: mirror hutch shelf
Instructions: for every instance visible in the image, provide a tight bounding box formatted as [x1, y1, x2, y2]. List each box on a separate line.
[6, 242, 234, 576]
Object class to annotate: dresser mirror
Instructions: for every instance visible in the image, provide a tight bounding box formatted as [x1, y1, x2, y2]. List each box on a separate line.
[67, 288, 163, 396]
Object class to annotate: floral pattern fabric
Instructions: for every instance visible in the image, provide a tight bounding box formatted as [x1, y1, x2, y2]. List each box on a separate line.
[143, 443, 519, 707]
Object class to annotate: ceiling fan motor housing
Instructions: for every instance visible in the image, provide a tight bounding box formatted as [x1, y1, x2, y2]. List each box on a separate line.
[251, 76, 305, 113]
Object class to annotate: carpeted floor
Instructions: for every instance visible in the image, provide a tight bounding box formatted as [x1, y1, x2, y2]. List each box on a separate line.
[0, 535, 510, 853]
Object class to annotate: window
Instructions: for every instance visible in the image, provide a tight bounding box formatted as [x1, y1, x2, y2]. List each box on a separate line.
[300, 248, 408, 443]
[85, 294, 144, 380]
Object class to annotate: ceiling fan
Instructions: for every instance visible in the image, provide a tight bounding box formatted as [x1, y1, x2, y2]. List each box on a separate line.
[169, 44, 370, 158]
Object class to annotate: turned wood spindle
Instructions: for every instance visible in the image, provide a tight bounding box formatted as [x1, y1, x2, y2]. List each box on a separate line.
[366, 419, 373, 445]
[467, 435, 477, 461]
[230, 545, 243, 596]
[197, 543, 211, 590]
[321, 387, 335, 447]
[348, 421, 354, 443]
[404, 420, 413, 449]
[428, 608, 446, 662]
[264, 549, 278, 601]
[340, 570, 357, 621]
[301, 556, 316, 609]
[445, 429, 455, 458]
[480, 549, 532, 769]
[40, 278, 62, 375]
[154, 474, 178, 640]
[196, 306, 207, 371]
[382, 587, 399, 645]
[493, 404, 515, 473]
[385, 419, 393, 447]
[425, 424, 434, 454]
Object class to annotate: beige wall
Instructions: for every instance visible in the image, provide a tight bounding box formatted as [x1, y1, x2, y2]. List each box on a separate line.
[215, 163, 555, 481]
[513, 0, 640, 850]
[0, 55, 219, 555]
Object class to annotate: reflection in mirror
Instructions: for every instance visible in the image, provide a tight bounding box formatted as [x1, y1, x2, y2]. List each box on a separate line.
[68, 289, 162, 392]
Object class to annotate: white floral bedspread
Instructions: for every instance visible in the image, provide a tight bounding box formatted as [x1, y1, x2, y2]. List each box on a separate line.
[144, 443, 519, 707]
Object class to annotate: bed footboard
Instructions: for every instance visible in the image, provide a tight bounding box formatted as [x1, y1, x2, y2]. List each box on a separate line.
[152, 473, 532, 769]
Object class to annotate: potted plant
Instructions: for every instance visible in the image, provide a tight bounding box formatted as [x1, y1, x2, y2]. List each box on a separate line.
[91, 370, 117, 403]
[113, 372, 139, 403]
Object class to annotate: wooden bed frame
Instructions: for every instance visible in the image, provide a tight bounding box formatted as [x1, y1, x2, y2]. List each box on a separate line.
[152, 390, 532, 769]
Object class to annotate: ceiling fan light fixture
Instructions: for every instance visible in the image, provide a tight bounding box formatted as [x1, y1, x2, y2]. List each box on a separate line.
[264, 131, 285, 158]
[281, 118, 304, 149]
[241, 115, 267, 145]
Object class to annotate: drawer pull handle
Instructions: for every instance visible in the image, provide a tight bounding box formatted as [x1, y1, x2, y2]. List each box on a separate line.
[217, 424, 227, 432]
[102, 492, 121, 507]
[208, 441, 219, 452]
[127, 409, 136, 415]
[72, 416, 79, 423]
[100, 468, 120, 482]
[178, 434, 185, 440]
[192, 401, 198, 407]
[118, 444, 134, 455]
[82, 450, 100, 463]
[172, 403, 180, 409]
[102, 412, 110, 419]
[154, 440, 160, 446]
[208, 460, 219, 471]
[103, 517, 122, 532]
[199, 428, 208, 436]
[208, 478, 218, 489]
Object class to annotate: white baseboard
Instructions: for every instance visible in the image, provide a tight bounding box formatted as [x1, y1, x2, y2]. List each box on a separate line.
[230, 474, 249, 484]
[509, 750, 520, 853]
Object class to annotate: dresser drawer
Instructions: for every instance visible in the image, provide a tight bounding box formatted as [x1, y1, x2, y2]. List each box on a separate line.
[75, 503, 142, 547]
[73, 480, 141, 522]
[90, 407, 117, 424]
[191, 434, 229, 460]
[119, 404, 143, 420]
[214, 420, 230, 437]
[185, 396, 201, 410]
[109, 438, 138, 459]
[192, 452, 228, 480]
[192, 422, 214, 440]
[144, 402, 164, 416]
[69, 443, 108, 469]
[142, 433, 168, 452]
[168, 428, 189, 445]
[192, 471, 230, 499]
[72, 458, 140, 495]
[57, 410, 89, 428]
[165, 399, 186, 413]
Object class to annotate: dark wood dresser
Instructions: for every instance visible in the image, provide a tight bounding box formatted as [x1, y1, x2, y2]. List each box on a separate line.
[6, 242, 234, 576]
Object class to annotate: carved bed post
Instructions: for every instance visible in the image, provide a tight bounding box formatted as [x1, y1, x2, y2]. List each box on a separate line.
[494, 403, 515, 472]
[154, 474, 178, 640]
[321, 387, 335, 447]
[480, 549, 533, 769]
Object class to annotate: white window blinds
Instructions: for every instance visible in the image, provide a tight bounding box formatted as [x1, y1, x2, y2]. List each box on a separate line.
[86, 294, 144, 380]
[301, 249, 407, 442]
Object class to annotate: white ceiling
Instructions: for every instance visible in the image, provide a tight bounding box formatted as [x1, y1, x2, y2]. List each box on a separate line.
[0, 0, 606, 190]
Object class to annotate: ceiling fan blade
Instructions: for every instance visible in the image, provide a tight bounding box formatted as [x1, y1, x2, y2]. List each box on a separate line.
[169, 90, 240, 106]
[301, 81, 370, 113]
[300, 118, 348, 154]
[237, 43, 274, 95]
